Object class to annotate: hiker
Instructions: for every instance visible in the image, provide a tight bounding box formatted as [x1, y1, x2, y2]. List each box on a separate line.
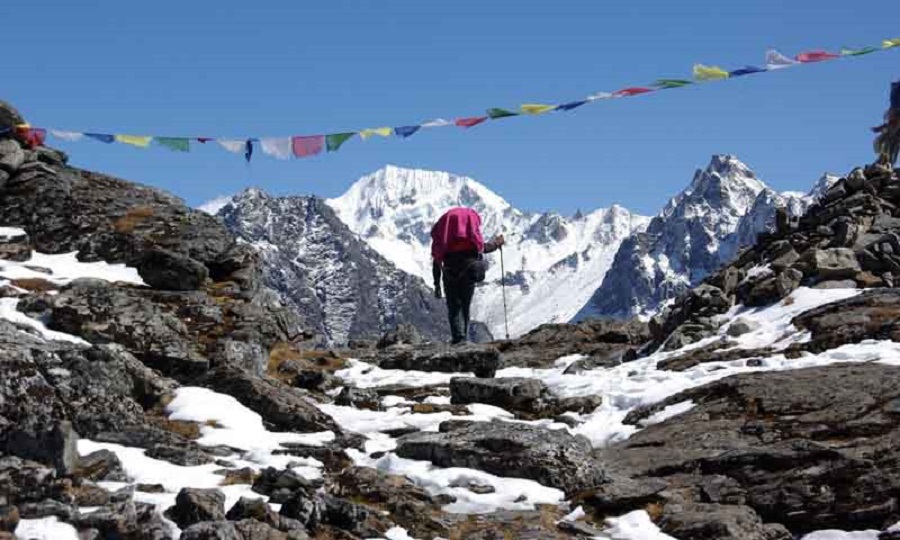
[431, 207, 505, 344]
[873, 80, 900, 166]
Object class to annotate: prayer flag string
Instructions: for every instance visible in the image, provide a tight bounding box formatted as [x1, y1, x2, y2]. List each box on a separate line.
[12, 37, 897, 162]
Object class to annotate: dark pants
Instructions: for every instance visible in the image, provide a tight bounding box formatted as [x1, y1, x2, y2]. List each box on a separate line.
[445, 278, 475, 344]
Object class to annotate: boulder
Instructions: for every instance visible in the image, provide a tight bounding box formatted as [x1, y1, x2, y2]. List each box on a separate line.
[334, 387, 381, 410]
[726, 318, 760, 337]
[449, 377, 545, 410]
[0, 101, 25, 132]
[395, 420, 606, 496]
[179, 521, 241, 540]
[137, 248, 209, 291]
[74, 449, 127, 482]
[201, 366, 339, 434]
[602, 364, 900, 535]
[0, 141, 25, 174]
[798, 247, 861, 280]
[377, 324, 423, 349]
[0, 228, 30, 261]
[792, 289, 900, 351]
[377, 343, 500, 378]
[164, 488, 226, 529]
[252, 468, 318, 505]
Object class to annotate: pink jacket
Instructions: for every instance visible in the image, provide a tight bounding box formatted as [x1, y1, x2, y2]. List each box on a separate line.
[430, 207, 485, 263]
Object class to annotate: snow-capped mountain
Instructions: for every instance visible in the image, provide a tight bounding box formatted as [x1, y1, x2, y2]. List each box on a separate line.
[327, 165, 650, 337]
[575, 155, 833, 320]
[216, 188, 462, 345]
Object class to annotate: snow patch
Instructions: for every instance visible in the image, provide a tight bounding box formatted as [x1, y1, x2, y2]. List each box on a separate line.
[0, 251, 145, 286]
[14, 517, 80, 540]
[601, 510, 677, 539]
[197, 194, 234, 214]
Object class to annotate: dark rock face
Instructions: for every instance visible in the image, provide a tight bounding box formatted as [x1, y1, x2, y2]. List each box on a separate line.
[450, 377, 544, 411]
[597, 364, 900, 537]
[216, 189, 460, 345]
[137, 248, 210, 291]
[495, 318, 648, 369]
[165, 488, 226, 529]
[179, 521, 241, 540]
[792, 289, 900, 351]
[201, 366, 338, 434]
[396, 421, 607, 496]
[377, 343, 500, 378]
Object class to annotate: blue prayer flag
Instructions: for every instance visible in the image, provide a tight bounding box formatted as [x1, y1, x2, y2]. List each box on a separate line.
[245, 139, 253, 162]
[394, 126, 421, 138]
[729, 66, 767, 77]
[556, 100, 588, 112]
[85, 133, 115, 144]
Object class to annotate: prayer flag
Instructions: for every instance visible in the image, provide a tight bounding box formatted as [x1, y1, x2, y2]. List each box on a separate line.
[487, 108, 518, 119]
[841, 46, 877, 56]
[556, 100, 587, 111]
[156, 137, 190, 152]
[360, 127, 392, 140]
[244, 139, 253, 162]
[218, 139, 246, 154]
[883, 38, 900, 49]
[654, 79, 693, 89]
[85, 133, 115, 144]
[795, 50, 839, 63]
[292, 135, 324, 158]
[455, 116, 488, 128]
[421, 118, 452, 128]
[326, 132, 355, 152]
[765, 49, 797, 70]
[196, 137, 214, 143]
[49, 130, 84, 142]
[586, 92, 615, 101]
[115, 135, 152, 148]
[729, 66, 767, 77]
[614, 87, 654, 97]
[520, 104, 556, 115]
[394, 126, 421, 138]
[16, 126, 46, 148]
[260, 137, 293, 159]
[693, 64, 729, 81]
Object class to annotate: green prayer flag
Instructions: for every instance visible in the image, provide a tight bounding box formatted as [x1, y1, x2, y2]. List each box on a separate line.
[487, 108, 519, 119]
[654, 79, 694, 89]
[326, 132, 355, 152]
[156, 137, 190, 152]
[841, 46, 877, 56]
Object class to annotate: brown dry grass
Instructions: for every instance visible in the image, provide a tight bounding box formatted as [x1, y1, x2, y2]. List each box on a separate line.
[9, 278, 57, 292]
[112, 205, 156, 233]
[267, 342, 348, 381]
[149, 416, 201, 440]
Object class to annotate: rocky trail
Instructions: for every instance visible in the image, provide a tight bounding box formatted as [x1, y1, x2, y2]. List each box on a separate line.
[5, 101, 900, 539]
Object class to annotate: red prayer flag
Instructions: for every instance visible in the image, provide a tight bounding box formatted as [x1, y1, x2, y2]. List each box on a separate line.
[613, 87, 654, 97]
[455, 116, 488, 128]
[292, 135, 325, 158]
[795, 51, 839, 63]
[16, 126, 46, 148]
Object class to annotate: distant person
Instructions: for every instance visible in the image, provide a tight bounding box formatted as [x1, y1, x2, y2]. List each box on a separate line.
[873, 80, 900, 166]
[431, 207, 505, 344]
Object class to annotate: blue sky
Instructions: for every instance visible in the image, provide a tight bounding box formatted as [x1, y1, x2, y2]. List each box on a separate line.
[3, 1, 897, 216]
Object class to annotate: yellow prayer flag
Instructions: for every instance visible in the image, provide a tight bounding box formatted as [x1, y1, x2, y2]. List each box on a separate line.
[520, 103, 556, 115]
[359, 127, 393, 140]
[115, 134, 152, 148]
[884, 38, 900, 49]
[693, 64, 730, 81]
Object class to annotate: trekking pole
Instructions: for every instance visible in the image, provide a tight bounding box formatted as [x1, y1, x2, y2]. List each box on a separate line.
[499, 245, 510, 340]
